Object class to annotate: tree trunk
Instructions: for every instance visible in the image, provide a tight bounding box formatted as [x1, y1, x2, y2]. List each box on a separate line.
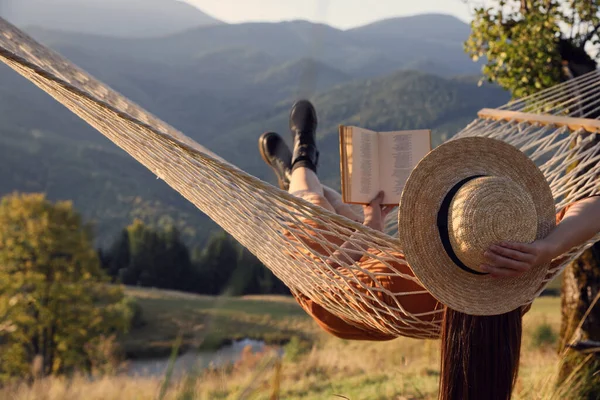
[557, 134, 600, 396]
[555, 49, 600, 397]
[558, 243, 600, 397]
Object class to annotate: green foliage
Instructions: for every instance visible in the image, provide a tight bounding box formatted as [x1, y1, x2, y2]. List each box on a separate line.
[106, 229, 130, 278]
[189, 231, 289, 296]
[123, 295, 146, 329]
[105, 220, 195, 291]
[531, 321, 558, 349]
[465, 0, 600, 98]
[103, 221, 288, 297]
[284, 336, 312, 362]
[192, 231, 239, 295]
[0, 193, 132, 382]
[193, 235, 283, 296]
[234, 248, 290, 296]
[201, 232, 290, 296]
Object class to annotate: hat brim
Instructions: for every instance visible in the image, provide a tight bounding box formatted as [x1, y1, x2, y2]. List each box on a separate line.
[397, 137, 556, 316]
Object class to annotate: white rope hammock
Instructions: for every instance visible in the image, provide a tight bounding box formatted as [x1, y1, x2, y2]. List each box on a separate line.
[0, 18, 598, 340]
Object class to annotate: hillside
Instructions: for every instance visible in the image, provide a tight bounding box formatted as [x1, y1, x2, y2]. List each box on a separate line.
[0, 120, 215, 248]
[0, 14, 507, 247]
[211, 70, 510, 188]
[252, 58, 351, 101]
[1, 0, 221, 38]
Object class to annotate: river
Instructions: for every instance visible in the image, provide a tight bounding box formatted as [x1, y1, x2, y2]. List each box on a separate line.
[126, 339, 267, 377]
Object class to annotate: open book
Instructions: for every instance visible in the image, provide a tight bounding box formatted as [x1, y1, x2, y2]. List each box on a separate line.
[339, 125, 431, 205]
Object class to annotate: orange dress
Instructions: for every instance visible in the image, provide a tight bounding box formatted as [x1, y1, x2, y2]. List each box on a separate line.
[287, 196, 586, 341]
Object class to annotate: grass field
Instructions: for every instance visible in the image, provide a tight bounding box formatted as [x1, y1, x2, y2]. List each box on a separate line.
[122, 277, 563, 358]
[121, 287, 311, 358]
[2, 287, 578, 400]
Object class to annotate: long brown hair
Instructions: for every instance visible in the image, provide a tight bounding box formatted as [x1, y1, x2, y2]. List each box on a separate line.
[439, 306, 523, 400]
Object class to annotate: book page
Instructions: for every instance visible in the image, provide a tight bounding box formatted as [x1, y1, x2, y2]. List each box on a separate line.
[339, 126, 379, 204]
[377, 130, 431, 205]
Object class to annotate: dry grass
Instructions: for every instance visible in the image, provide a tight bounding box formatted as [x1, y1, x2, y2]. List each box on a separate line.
[1, 292, 573, 400]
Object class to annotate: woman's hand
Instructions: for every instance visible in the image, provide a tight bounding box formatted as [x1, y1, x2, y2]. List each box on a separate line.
[363, 191, 396, 232]
[481, 197, 600, 278]
[480, 240, 554, 278]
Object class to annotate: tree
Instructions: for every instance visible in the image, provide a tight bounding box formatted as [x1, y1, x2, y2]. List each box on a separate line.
[466, 1, 600, 395]
[193, 231, 239, 295]
[123, 219, 164, 287]
[107, 221, 195, 291]
[465, 1, 599, 98]
[103, 222, 289, 296]
[227, 247, 290, 296]
[105, 229, 130, 280]
[0, 193, 132, 382]
[159, 226, 194, 291]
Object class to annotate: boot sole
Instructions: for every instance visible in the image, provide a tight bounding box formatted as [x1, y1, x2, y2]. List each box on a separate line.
[259, 132, 289, 191]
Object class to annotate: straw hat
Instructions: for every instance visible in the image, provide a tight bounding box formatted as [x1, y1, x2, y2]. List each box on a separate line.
[397, 137, 556, 316]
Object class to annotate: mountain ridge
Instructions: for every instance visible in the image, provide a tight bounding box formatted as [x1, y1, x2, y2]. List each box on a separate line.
[20, 14, 481, 80]
[1, 0, 222, 38]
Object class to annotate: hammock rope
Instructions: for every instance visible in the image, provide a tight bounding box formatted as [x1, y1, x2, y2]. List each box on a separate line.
[0, 18, 598, 339]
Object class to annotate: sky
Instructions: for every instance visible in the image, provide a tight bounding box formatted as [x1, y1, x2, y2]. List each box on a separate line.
[185, 0, 476, 29]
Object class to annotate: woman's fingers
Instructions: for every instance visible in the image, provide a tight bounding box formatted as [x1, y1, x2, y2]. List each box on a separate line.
[364, 191, 385, 213]
[369, 191, 385, 206]
[481, 250, 531, 273]
[363, 191, 384, 225]
[487, 244, 534, 262]
[479, 241, 549, 278]
[498, 241, 537, 253]
[480, 264, 524, 278]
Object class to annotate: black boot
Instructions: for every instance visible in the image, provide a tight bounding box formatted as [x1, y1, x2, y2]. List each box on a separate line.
[289, 100, 319, 173]
[258, 131, 292, 191]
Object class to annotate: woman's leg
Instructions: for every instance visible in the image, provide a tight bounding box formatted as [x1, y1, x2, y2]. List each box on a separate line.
[288, 169, 361, 222]
[322, 186, 362, 222]
[288, 168, 361, 222]
[288, 167, 324, 195]
[288, 166, 338, 215]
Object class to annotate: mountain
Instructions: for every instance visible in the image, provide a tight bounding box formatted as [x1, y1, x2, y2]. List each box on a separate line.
[252, 58, 351, 101]
[19, 14, 479, 78]
[145, 17, 479, 77]
[348, 14, 470, 44]
[0, 0, 222, 38]
[0, 121, 214, 247]
[0, 14, 507, 247]
[343, 15, 478, 78]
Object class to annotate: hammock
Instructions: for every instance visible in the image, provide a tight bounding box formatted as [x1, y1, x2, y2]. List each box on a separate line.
[0, 18, 598, 340]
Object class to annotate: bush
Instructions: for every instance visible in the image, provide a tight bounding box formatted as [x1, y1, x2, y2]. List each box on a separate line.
[125, 296, 146, 329]
[283, 336, 312, 362]
[531, 322, 558, 349]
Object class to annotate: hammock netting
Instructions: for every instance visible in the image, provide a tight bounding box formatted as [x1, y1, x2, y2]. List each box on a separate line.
[0, 18, 599, 340]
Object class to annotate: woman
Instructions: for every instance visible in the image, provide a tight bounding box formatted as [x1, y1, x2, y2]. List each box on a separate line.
[259, 100, 600, 400]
